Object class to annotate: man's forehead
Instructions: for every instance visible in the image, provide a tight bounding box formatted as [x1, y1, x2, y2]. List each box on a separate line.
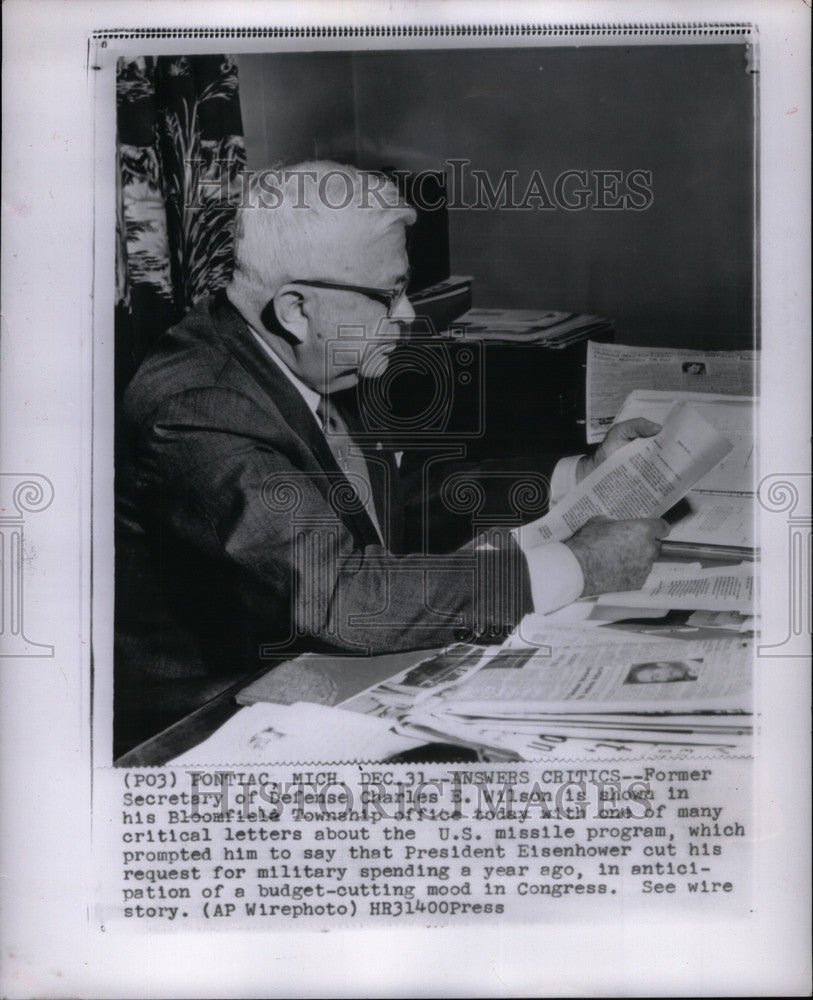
[325, 211, 410, 284]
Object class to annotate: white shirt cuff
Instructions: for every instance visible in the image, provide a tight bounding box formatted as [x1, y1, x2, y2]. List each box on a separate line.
[550, 454, 585, 505]
[519, 540, 585, 614]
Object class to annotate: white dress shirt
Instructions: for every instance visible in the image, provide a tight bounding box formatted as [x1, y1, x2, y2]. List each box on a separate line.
[519, 457, 585, 614]
[250, 328, 585, 614]
[251, 328, 322, 416]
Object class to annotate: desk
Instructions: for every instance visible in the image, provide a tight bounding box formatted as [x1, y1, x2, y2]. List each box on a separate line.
[115, 606, 748, 767]
[115, 663, 277, 768]
[114, 649, 443, 767]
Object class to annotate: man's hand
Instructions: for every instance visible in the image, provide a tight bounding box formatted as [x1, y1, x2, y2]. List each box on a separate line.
[564, 516, 670, 596]
[576, 418, 662, 483]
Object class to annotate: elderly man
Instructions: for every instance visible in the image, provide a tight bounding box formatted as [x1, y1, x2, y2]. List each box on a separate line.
[114, 161, 667, 755]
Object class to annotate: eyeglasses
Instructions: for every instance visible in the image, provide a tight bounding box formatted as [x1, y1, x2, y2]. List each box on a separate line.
[289, 268, 412, 318]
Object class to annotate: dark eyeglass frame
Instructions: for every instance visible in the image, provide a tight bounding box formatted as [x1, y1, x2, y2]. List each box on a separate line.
[289, 268, 412, 318]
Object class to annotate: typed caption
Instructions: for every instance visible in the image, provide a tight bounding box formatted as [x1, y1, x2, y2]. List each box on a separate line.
[97, 759, 751, 930]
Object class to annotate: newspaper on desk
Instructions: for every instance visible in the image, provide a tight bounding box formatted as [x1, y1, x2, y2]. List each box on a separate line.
[586, 341, 756, 443]
[327, 622, 753, 761]
[397, 629, 752, 759]
[419, 635, 750, 714]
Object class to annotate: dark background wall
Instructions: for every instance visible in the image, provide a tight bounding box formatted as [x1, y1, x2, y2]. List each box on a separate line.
[237, 45, 755, 349]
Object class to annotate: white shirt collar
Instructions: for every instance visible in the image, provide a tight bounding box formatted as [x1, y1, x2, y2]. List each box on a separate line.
[249, 327, 322, 419]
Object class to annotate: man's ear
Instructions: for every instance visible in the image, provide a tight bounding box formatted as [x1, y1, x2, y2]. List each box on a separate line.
[271, 285, 311, 344]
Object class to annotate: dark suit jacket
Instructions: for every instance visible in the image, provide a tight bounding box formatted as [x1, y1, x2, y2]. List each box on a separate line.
[114, 293, 559, 755]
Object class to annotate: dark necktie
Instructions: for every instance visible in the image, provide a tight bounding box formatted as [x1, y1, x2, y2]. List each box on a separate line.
[316, 395, 383, 543]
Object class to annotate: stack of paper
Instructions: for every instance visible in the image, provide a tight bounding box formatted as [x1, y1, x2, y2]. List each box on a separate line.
[408, 274, 473, 333]
[400, 639, 751, 758]
[342, 626, 753, 761]
[449, 307, 613, 346]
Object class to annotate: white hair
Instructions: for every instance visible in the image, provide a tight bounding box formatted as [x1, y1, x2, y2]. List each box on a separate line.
[228, 161, 416, 332]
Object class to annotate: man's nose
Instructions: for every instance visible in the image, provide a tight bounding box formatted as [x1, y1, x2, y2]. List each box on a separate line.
[390, 294, 415, 324]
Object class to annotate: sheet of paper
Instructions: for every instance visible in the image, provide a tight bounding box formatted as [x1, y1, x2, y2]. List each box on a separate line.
[169, 701, 422, 765]
[527, 599, 601, 624]
[586, 341, 756, 443]
[503, 618, 675, 651]
[596, 563, 754, 613]
[511, 714, 752, 730]
[666, 492, 755, 548]
[515, 600, 667, 627]
[687, 609, 756, 631]
[494, 731, 750, 756]
[517, 403, 733, 545]
[613, 389, 756, 495]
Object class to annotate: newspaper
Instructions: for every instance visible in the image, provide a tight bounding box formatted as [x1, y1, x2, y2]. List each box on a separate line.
[342, 625, 675, 721]
[398, 634, 752, 758]
[360, 643, 498, 708]
[321, 626, 754, 758]
[586, 342, 756, 443]
[517, 402, 732, 546]
[413, 636, 751, 716]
